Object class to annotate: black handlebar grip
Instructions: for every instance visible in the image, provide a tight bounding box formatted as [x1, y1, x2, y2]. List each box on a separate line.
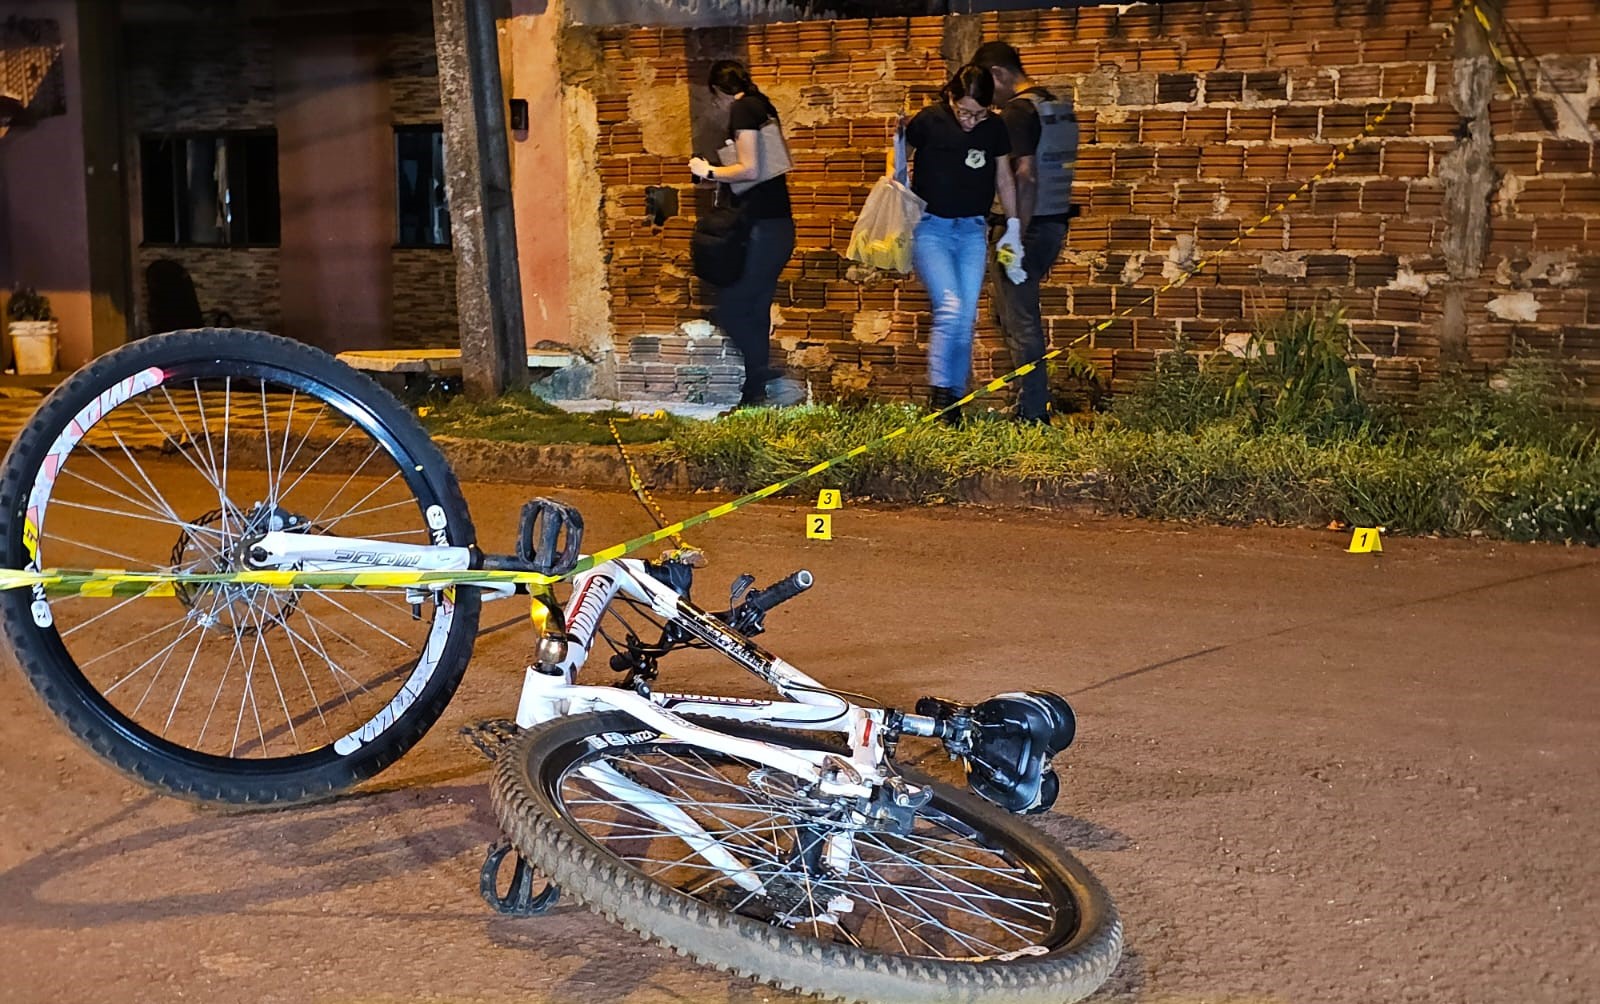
[746, 570, 813, 615]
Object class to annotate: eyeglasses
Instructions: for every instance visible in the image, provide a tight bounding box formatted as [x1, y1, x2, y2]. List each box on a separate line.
[951, 104, 989, 125]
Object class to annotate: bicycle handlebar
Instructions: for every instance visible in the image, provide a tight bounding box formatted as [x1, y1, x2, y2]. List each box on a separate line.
[744, 570, 813, 616]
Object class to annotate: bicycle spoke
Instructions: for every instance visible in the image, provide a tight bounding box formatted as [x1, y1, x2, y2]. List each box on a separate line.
[274, 421, 356, 505]
[851, 856, 1048, 946]
[554, 741, 1065, 962]
[306, 441, 388, 528]
[82, 610, 198, 673]
[131, 616, 210, 717]
[80, 434, 191, 529]
[302, 590, 414, 651]
[243, 597, 300, 753]
[60, 589, 162, 640]
[162, 588, 228, 736]
[314, 471, 411, 533]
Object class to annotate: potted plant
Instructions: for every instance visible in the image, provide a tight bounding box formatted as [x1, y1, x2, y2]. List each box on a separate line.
[7, 286, 58, 375]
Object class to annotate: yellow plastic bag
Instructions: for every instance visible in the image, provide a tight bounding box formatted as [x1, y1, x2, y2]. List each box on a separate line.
[846, 132, 925, 275]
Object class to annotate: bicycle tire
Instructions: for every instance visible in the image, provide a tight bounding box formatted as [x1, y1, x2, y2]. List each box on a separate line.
[492, 711, 1122, 1004]
[0, 328, 482, 805]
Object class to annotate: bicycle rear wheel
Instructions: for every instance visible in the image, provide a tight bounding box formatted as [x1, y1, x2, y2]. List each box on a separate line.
[492, 712, 1122, 1004]
[0, 329, 481, 805]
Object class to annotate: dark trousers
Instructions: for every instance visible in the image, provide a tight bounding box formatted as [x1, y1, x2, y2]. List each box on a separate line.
[713, 216, 796, 402]
[989, 218, 1068, 420]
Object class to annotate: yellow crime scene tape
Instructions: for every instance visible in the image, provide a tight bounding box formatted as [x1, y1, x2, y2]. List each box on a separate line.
[0, 566, 556, 596]
[607, 415, 695, 555]
[0, 6, 1490, 600]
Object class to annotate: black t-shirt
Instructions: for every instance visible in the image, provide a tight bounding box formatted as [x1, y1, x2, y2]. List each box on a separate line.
[999, 87, 1049, 159]
[726, 93, 791, 220]
[904, 104, 1011, 219]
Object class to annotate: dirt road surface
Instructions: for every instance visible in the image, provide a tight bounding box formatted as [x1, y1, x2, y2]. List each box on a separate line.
[4, 485, 1597, 1004]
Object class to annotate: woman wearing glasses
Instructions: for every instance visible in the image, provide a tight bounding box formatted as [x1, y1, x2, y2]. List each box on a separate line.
[903, 63, 1023, 420]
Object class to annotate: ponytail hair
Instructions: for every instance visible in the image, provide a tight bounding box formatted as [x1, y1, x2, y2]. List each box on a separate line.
[708, 59, 759, 97]
[942, 63, 994, 107]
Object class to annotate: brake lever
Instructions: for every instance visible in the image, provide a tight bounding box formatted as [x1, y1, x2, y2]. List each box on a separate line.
[709, 599, 766, 638]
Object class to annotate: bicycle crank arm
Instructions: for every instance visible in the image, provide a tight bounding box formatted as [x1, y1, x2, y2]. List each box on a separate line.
[248, 531, 516, 598]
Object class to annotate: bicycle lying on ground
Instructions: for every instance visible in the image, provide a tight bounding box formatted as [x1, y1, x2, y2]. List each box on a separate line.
[0, 329, 1121, 1003]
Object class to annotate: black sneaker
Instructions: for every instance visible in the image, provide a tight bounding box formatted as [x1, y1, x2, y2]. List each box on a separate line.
[763, 377, 805, 406]
[928, 386, 962, 425]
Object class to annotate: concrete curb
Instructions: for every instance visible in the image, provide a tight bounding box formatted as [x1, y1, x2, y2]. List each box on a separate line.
[435, 436, 1104, 513]
[437, 437, 688, 492]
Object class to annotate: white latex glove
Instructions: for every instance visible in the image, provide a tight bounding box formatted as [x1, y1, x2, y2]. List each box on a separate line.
[688, 156, 714, 180]
[996, 218, 1026, 284]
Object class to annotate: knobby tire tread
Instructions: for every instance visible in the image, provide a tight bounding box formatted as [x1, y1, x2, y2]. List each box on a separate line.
[491, 712, 1123, 1004]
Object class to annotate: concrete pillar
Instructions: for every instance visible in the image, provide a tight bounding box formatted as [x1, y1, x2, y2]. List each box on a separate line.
[76, 0, 132, 361]
[505, 0, 572, 349]
[1436, 10, 1497, 367]
[434, 0, 527, 398]
[941, 13, 983, 75]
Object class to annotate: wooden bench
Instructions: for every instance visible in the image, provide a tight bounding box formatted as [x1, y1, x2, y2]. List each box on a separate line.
[335, 347, 579, 376]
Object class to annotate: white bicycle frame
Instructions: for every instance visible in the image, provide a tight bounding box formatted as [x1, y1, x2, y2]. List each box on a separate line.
[516, 557, 890, 787]
[250, 532, 927, 893]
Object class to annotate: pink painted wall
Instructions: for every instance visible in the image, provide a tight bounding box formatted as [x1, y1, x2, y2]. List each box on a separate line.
[273, 26, 393, 353]
[506, 1, 571, 348]
[0, 0, 93, 370]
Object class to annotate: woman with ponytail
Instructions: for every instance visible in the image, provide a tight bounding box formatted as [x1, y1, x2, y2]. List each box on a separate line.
[688, 60, 798, 407]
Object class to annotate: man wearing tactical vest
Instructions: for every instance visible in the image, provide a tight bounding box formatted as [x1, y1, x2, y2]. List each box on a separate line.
[974, 41, 1079, 425]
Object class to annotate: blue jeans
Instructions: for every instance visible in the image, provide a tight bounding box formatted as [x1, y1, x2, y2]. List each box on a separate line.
[912, 214, 989, 392]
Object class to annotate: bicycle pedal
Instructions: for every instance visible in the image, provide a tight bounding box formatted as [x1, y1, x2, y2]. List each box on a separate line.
[479, 839, 560, 916]
[458, 718, 522, 762]
[516, 498, 584, 576]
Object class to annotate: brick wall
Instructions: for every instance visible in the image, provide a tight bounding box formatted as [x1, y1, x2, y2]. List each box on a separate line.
[578, 0, 1600, 406]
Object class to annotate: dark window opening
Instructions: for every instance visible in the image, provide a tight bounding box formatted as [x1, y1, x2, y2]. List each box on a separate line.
[140, 132, 280, 247]
[396, 125, 450, 248]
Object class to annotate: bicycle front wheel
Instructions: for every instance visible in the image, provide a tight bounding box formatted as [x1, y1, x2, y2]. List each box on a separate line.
[492, 712, 1122, 1004]
[0, 329, 481, 805]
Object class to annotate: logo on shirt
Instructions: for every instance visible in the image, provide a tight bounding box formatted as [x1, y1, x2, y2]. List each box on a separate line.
[965, 149, 986, 169]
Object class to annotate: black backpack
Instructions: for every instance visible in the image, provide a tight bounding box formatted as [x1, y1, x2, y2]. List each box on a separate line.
[691, 190, 749, 287]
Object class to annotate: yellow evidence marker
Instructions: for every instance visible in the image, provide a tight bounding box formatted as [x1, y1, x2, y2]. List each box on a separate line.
[816, 489, 842, 510]
[1347, 527, 1384, 553]
[806, 513, 833, 540]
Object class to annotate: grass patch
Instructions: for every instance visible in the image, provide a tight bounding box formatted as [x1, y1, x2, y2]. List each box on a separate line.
[671, 407, 1600, 544]
[408, 313, 1600, 545]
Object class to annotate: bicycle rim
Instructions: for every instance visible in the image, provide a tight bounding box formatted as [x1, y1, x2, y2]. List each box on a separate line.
[544, 733, 1079, 961]
[11, 348, 464, 767]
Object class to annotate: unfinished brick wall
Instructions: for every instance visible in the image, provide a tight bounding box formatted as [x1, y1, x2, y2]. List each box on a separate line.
[577, 0, 1600, 406]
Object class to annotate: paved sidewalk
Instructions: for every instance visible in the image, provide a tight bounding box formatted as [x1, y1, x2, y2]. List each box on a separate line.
[0, 385, 47, 444]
